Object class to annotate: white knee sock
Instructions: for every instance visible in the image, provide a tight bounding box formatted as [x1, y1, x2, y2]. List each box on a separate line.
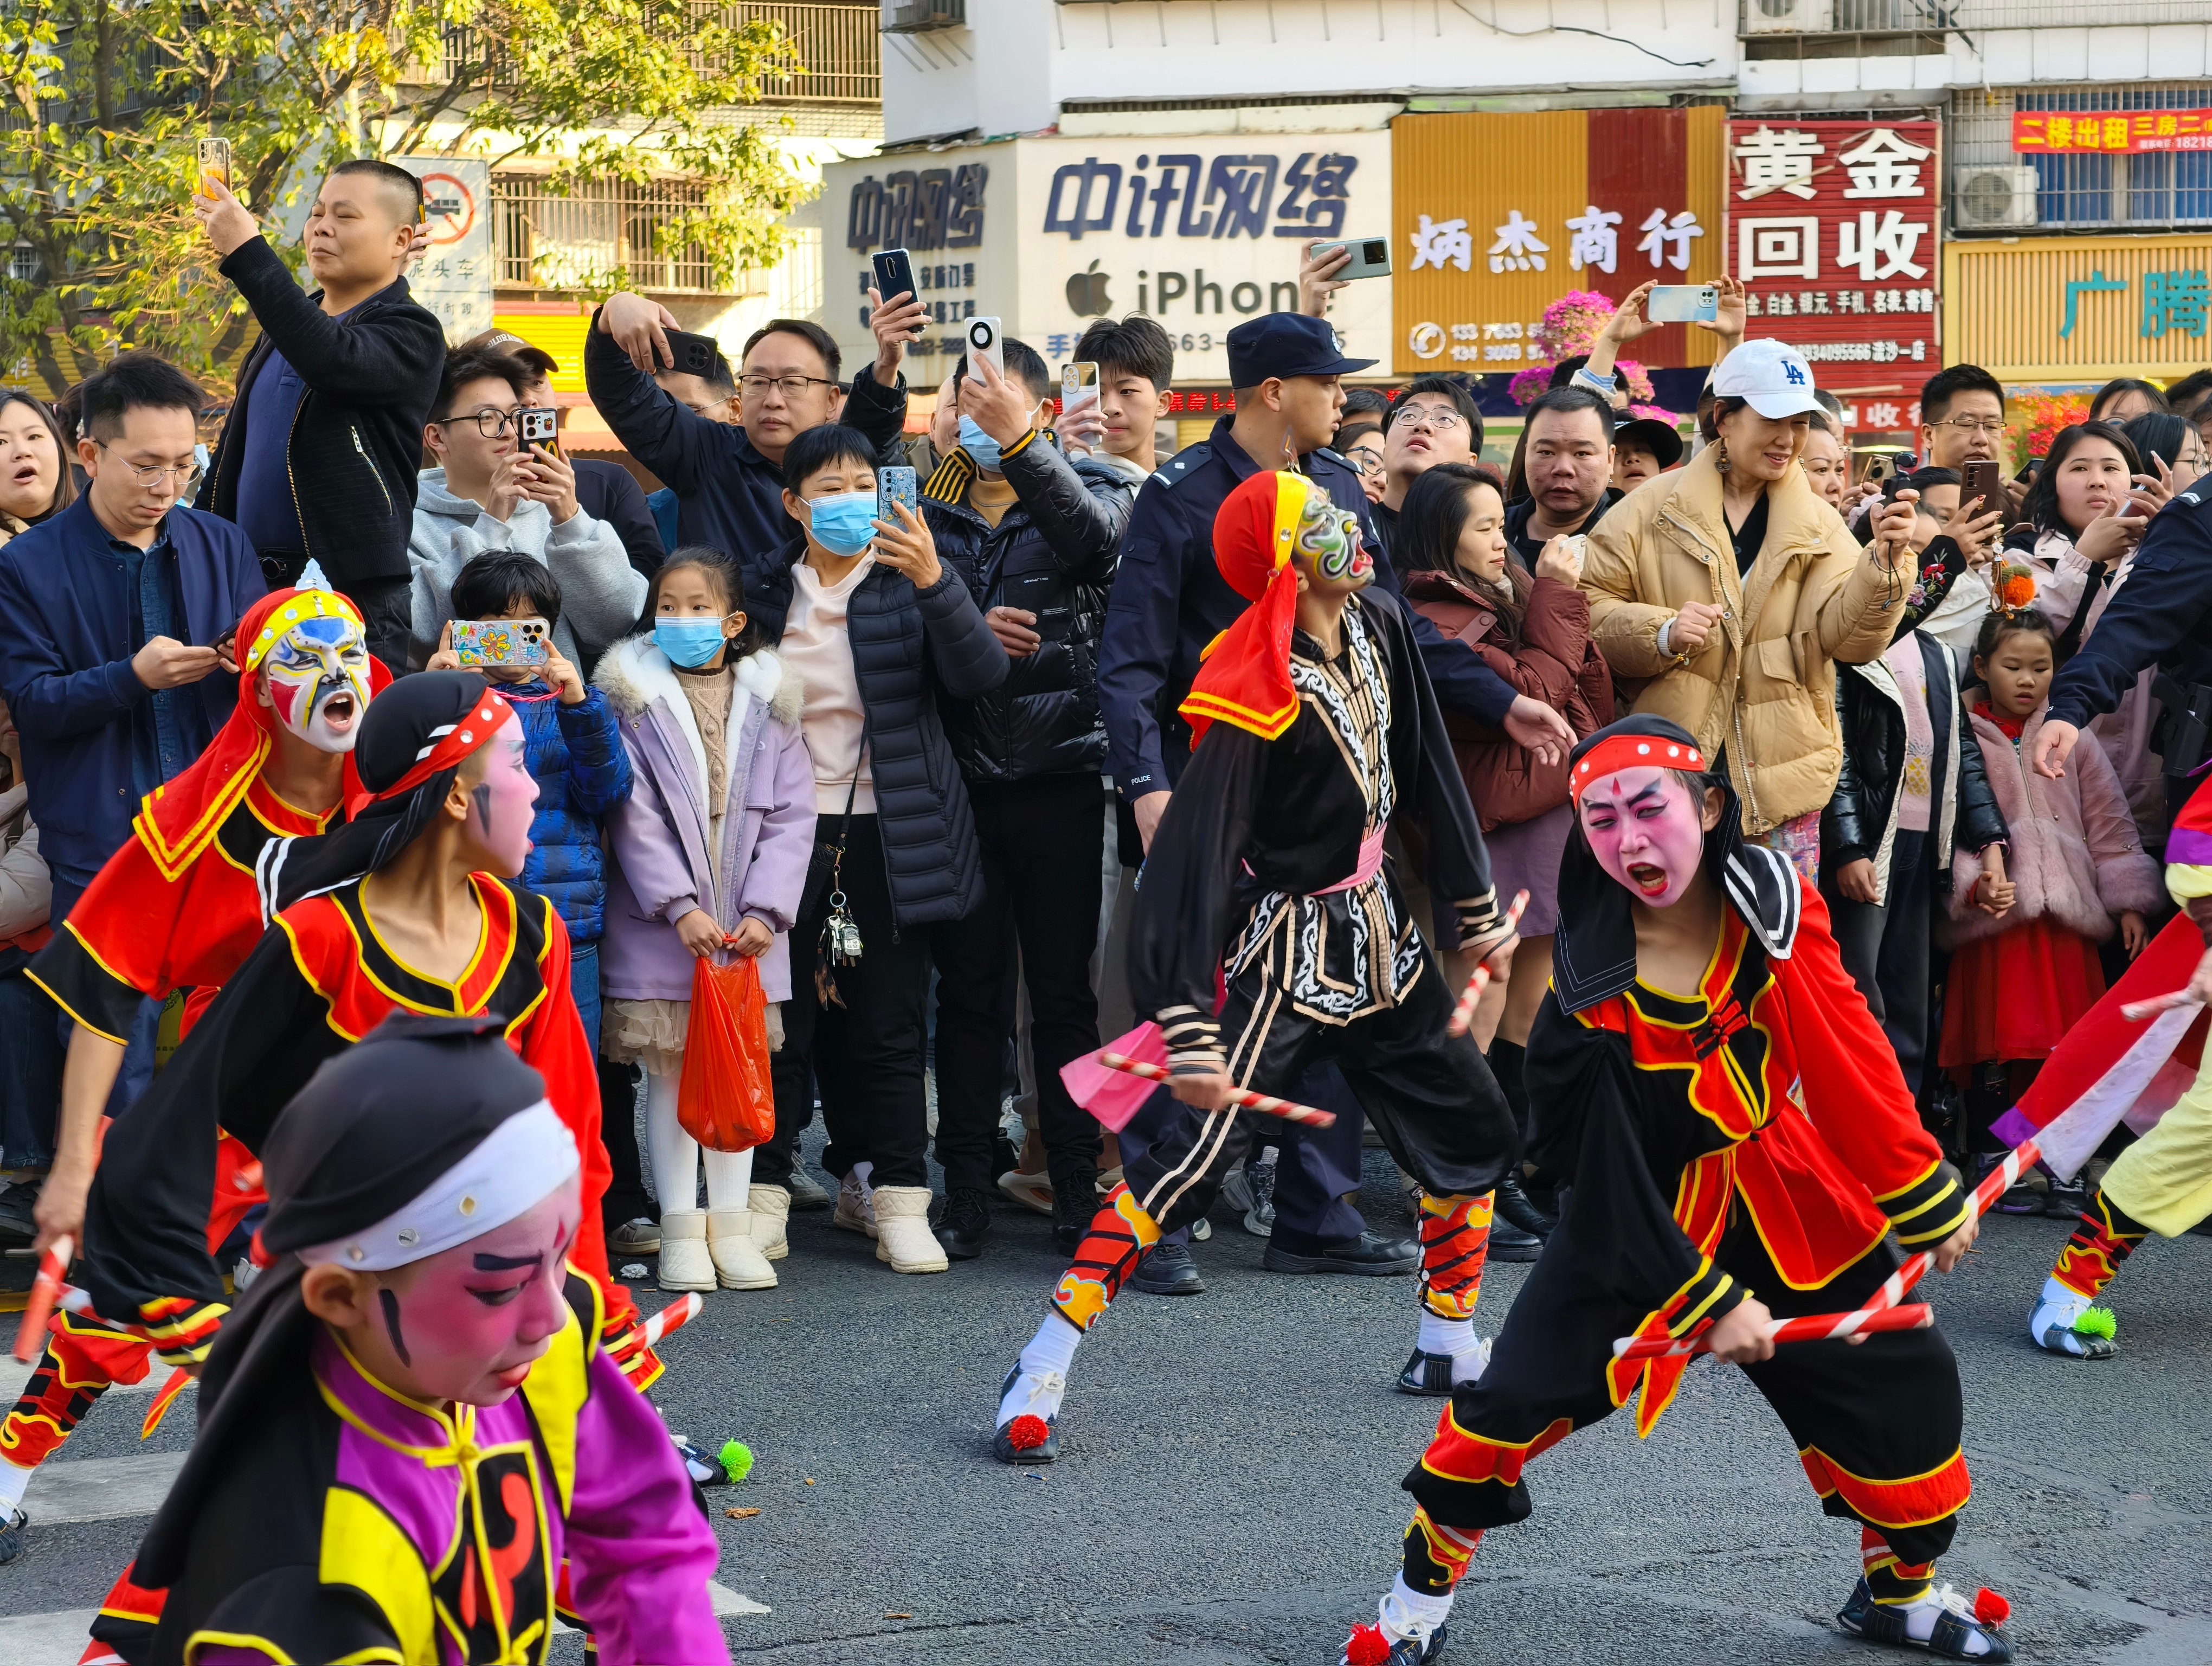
[1417, 1311, 1490, 1383]
[0, 1456, 34, 1513]
[997, 1312, 1081, 1428]
[644, 1070, 698, 1213]
[703, 1144, 754, 1213]
[1380, 1573, 1455, 1642]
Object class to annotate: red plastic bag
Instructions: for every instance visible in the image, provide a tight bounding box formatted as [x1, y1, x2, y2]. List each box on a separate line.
[677, 954, 775, 1151]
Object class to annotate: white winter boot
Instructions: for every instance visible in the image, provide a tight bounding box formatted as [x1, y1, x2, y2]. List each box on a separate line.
[748, 1184, 792, 1261]
[657, 1209, 715, 1292]
[706, 1208, 778, 1290]
[872, 1186, 949, 1274]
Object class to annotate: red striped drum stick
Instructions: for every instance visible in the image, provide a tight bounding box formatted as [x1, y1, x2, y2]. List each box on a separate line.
[14, 1235, 71, 1363]
[1838, 1136, 2040, 1323]
[1446, 890, 1532, 1038]
[1613, 1301, 1933, 1363]
[638, 1291, 703, 1350]
[1097, 1053, 1338, 1128]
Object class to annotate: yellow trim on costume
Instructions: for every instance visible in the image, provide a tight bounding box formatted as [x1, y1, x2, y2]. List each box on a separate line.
[137, 729, 274, 881]
[1872, 1155, 1944, 1206]
[276, 912, 358, 1042]
[518, 1303, 589, 1511]
[1179, 687, 1302, 740]
[317, 1337, 474, 1464]
[1268, 469, 1313, 565]
[320, 1487, 440, 1666]
[24, 964, 131, 1047]
[181, 1631, 308, 1663]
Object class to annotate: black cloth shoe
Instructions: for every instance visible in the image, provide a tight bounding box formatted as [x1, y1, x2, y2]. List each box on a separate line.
[1264, 1228, 1418, 1276]
[1488, 1213, 1543, 1263]
[993, 1364, 1060, 1464]
[1396, 1347, 1456, 1396]
[934, 1187, 992, 1260]
[1051, 1169, 1098, 1258]
[1495, 1173, 1555, 1239]
[1131, 1240, 1206, 1295]
[0, 1507, 27, 1566]
[1341, 1620, 1450, 1663]
[1836, 1577, 2012, 1662]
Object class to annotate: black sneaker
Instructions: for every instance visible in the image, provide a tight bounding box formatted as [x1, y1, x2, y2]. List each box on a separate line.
[934, 1187, 992, 1260]
[2044, 1176, 2088, 1219]
[0, 1506, 25, 1565]
[0, 1179, 40, 1244]
[1051, 1170, 1098, 1258]
[1131, 1241, 1205, 1295]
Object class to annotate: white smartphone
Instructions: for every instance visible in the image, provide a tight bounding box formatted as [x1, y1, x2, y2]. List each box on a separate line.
[964, 315, 1004, 378]
[1647, 285, 1720, 324]
[196, 137, 232, 198]
[1313, 237, 1392, 281]
[1062, 361, 1099, 419]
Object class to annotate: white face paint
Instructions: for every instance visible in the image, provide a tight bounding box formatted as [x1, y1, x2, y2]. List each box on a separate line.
[261, 614, 374, 753]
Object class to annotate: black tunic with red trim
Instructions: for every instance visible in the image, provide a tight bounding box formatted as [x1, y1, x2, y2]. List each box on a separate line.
[79, 874, 610, 1366]
[1404, 880, 1977, 1558]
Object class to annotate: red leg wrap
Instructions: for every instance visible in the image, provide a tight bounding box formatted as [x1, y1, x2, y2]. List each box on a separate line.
[1050, 1183, 1161, 1332]
[2051, 1188, 2147, 1300]
[1418, 1191, 1493, 1321]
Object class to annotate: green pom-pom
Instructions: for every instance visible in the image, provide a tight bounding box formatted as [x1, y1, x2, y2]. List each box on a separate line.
[718, 1439, 754, 1484]
[2073, 1306, 2118, 1341]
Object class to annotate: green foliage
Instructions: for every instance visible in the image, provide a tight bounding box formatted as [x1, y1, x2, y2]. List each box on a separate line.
[0, 0, 812, 393]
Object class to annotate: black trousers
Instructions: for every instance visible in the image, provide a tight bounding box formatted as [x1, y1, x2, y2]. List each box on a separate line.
[1127, 957, 1516, 1235]
[1823, 828, 1932, 1098]
[597, 1058, 652, 1228]
[931, 773, 1104, 1196]
[763, 813, 934, 1190]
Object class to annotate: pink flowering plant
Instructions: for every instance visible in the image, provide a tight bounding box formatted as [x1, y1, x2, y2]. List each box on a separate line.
[1512, 290, 1658, 409]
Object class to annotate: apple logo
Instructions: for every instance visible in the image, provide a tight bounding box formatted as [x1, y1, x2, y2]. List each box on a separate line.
[1066, 260, 1111, 317]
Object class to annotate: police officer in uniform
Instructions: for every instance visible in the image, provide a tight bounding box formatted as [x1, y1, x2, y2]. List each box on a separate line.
[2034, 483, 2212, 815]
[1097, 312, 1576, 1291]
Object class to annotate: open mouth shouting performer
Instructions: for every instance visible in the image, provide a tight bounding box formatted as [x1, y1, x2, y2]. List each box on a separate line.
[1340, 715, 2010, 1666]
[992, 466, 1521, 1464]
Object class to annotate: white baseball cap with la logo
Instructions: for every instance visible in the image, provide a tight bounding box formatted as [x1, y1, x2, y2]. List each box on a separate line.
[1711, 338, 1823, 421]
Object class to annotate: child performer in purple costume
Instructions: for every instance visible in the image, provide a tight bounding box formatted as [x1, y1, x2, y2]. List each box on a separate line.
[114, 1014, 730, 1666]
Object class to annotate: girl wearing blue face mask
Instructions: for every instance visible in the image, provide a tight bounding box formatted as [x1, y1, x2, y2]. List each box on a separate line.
[594, 548, 818, 1296]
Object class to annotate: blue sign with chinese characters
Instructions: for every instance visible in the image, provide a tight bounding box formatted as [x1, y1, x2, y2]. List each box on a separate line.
[1038, 152, 1357, 242]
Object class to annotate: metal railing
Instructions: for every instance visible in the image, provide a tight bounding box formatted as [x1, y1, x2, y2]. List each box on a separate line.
[1950, 84, 2212, 232]
[492, 173, 717, 292]
[1741, 0, 2212, 33]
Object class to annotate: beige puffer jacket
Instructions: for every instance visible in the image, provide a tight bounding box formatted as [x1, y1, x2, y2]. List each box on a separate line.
[1582, 447, 1913, 835]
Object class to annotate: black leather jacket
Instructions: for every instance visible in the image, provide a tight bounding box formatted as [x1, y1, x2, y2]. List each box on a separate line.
[1823, 632, 2007, 885]
[922, 434, 1135, 784]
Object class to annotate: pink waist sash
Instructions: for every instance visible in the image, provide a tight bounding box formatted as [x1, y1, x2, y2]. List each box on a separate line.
[1316, 826, 1388, 895]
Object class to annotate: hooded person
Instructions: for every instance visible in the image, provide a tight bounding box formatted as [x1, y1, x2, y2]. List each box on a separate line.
[1340, 714, 2010, 1666]
[85, 1015, 730, 1666]
[989, 466, 1522, 1465]
[74, 670, 640, 1399]
[2, 564, 383, 1564]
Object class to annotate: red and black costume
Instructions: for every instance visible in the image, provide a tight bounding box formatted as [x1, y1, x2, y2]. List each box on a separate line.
[1353, 716, 2004, 1666]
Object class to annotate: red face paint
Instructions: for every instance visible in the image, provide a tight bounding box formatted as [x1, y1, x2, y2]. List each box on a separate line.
[1576, 766, 1707, 908]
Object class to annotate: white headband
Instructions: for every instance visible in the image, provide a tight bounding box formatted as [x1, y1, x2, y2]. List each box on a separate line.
[297, 1099, 579, 1273]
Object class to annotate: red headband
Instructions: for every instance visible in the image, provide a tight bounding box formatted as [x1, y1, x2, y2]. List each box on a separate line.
[1569, 733, 1707, 803]
[371, 695, 515, 804]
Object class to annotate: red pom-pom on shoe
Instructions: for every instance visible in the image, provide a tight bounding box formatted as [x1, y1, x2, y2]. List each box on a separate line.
[1972, 1588, 2010, 1627]
[1005, 1414, 1050, 1451]
[1345, 1622, 1392, 1666]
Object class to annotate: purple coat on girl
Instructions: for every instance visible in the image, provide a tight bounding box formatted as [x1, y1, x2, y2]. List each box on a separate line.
[595, 635, 815, 1004]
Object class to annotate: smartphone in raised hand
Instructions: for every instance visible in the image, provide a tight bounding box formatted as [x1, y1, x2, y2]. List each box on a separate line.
[518, 407, 560, 457]
[872, 248, 918, 305]
[196, 138, 232, 200]
[1062, 361, 1099, 420]
[1311, 238, 1392, 281]
[1647, 285, 1719, 324]
[878, 465, 918, 524]
[1962, 459, 2002, 518]
[964, 316, 1004, 378]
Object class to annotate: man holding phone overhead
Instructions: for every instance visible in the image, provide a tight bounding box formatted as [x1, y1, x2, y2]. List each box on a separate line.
[583, 280, 925, 592]
[194, 157, 444, 674]
[914, 333, 1137, 1262]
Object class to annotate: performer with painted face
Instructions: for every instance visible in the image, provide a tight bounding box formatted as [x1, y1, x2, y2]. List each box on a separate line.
[991, 468, 1521, 1460]
[118, 1015, 729, 1666]
[1340, 713, 2009, 1666]
[2, 566, 381, 1562]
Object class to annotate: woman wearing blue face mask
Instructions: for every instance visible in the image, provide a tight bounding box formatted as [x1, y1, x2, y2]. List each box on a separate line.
[703, 423, 1010, 1281]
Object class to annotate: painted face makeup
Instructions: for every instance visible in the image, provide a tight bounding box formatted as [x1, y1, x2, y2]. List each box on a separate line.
[368, 1181, 580, 1407]
[1293, 493, 1374, 591]
[261, 614, 374, 752]
[467, 725, 540, 876]
[1575, 766, 1709, 908]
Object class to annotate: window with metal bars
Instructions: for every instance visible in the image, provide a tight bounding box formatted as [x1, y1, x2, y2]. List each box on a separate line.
[492, 175, 716, 292]
[1950, 84, 2212, 231]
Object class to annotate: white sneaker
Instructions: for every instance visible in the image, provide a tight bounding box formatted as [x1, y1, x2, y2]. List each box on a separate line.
[706, 1209, 777, 1290]
[872, 1186, 949, 1273]
[748, 1184, 791, 1260]
[996, 1168, 1054, 1216]
[656, 1209, 715, 1293]
[833, 1170, 878, 1239]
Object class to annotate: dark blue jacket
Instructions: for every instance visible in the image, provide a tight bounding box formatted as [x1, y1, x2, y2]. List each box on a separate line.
[2048, 488, 2212, 725]
[0, 498, 265, 891]
[581, 315, 910, 576]
[495, 681, 633, 945]
[1098, 415, 1520, 800]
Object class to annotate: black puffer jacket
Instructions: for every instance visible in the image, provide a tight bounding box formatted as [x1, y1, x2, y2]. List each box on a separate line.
[921, 434, 1135, 784]
[749, 541, 1010, 927]
[1822, 630, 2008, 890]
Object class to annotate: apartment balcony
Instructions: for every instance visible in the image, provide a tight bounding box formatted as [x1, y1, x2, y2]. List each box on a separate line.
[1740, 0, 2211, 37]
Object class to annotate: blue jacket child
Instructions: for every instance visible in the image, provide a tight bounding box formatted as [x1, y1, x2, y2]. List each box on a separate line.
[427, 551, 633, 1044]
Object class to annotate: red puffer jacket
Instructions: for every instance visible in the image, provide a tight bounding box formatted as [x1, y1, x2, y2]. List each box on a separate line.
[1404, 566, 1615, 831]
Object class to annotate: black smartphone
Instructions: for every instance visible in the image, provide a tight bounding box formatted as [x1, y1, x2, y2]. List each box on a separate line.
[1962, 459, 2002, 517]
[1005, 571, 1071, 642]
[663, 329, 722, 380]
[872, 247, 918, 306]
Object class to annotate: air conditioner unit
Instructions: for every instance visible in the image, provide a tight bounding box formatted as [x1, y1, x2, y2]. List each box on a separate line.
[1954, 165, 2040, 230]
[1745, 0, 1835, 34]
[883, 0, 964, 31]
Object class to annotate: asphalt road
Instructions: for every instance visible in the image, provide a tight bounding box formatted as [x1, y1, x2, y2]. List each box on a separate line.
[4, 1136, 2209, 1666]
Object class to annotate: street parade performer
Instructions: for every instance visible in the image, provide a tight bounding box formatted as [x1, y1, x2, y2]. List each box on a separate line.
[117, 1014, 730, 1666]
[993, 467, 1521, 1463]
[2, 568, 381, 1561]
[2012, 764, 2212, 1359]
[1342, 714, 2010, 1666]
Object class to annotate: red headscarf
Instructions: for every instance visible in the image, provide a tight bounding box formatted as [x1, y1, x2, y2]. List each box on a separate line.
[1178, 469, 1317, 746]
[132, 585, 387, 880]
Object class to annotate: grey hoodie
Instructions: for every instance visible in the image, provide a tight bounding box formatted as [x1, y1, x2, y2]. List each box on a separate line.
[407, 468, 648, 669]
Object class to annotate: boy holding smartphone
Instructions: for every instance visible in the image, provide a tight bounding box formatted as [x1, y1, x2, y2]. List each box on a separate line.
[1066, 315, 1176, 484]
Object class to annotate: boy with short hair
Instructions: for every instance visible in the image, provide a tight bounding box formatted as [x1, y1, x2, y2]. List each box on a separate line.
[427, 551, 632, 1050]
[1070, 314, 1175, 484]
